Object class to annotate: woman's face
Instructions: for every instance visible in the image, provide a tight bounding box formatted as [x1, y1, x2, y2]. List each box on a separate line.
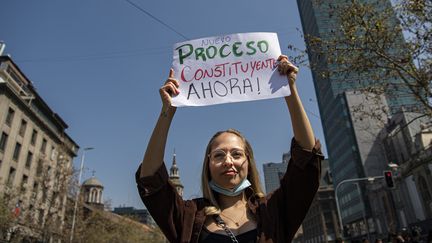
[208, 132, 249, 190]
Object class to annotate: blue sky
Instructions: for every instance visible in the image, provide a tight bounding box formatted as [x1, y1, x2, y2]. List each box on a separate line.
[1, 0, 327, 209]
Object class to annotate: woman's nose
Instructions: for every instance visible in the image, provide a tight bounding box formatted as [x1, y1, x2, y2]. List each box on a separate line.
[222, 156, 234, 167]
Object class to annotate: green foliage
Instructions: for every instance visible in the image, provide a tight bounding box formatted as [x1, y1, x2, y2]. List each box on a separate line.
[0, 196, 14, 239]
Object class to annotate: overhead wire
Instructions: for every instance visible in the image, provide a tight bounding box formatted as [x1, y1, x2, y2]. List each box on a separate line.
[16, 0, 188, 63]
[123, 0, 189, 41]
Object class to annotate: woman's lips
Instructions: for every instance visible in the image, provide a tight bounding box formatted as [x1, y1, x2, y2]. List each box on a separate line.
[223, 170, 238, 176]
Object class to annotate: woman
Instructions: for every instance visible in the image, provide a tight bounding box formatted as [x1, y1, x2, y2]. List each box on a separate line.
[136, 55, 323, 242]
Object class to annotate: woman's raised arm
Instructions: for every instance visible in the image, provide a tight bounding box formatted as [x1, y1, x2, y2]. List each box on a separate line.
[278, 55, 315, 150]
[140, 69, 180, 177]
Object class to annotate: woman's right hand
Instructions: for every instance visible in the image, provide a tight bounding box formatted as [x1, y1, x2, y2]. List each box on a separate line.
[159, 68, 180, 114]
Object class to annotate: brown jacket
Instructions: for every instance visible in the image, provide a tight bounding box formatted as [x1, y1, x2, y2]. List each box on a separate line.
[136, 138, 323, 243]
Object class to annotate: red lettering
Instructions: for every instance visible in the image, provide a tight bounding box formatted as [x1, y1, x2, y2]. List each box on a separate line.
[215, 62, 229, 77]
[203, 68, 214, 79]
[240, 63, 249, 74]
[194, 69, 204, 80]
[181, 66, 193, 82]
[256, 61, 262, 71]
[231, 62, 242, 75]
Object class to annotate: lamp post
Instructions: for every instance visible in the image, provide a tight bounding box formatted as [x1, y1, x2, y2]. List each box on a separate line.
[354, 182, 371, 241]
[335, 176, 383, 240]
[70, 147, 94, 243]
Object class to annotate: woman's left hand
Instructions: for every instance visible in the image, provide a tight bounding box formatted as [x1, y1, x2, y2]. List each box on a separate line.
[277, 55, 299, 86]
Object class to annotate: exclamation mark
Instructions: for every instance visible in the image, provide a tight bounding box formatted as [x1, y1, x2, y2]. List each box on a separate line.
[256, 77, 260, 94]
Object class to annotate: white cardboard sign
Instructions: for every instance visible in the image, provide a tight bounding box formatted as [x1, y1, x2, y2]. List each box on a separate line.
[171, 32, 290, 107]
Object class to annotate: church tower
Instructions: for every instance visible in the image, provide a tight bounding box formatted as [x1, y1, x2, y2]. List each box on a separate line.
[82, 174, 104, 210]
[169, 150, 184, 197]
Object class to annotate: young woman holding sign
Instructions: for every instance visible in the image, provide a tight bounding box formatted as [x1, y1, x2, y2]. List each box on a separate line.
[136, 55, 323, 243]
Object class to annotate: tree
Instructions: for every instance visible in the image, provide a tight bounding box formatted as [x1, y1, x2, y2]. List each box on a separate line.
[71, 208, 165, 243]
[0, 152, 76, 242]
[0, 186, 16, 240]
[292, 0, 431, 117]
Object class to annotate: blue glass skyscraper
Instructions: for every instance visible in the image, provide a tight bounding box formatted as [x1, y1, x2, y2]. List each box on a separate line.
[296, 0, 421, 238]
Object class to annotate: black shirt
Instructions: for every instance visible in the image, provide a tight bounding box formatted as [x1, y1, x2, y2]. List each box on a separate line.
[199, 227, 257, 243]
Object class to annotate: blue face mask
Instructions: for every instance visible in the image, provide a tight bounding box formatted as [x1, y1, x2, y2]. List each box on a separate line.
[209, 178, 251, 197]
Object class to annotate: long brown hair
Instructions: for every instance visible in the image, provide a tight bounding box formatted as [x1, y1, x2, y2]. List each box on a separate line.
[201, 129, 264, 215]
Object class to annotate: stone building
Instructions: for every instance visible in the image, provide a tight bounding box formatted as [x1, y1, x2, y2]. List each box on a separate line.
[0, 50, 78, 241]
[380, 109, 432, 234]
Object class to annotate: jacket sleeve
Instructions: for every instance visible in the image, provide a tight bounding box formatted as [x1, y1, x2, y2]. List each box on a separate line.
[135, 162, 185, 242]
[265, 138, 324, 241]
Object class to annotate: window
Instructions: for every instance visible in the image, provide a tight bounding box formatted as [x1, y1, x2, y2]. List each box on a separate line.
[419, 176, 431, 202]
[12, 142, 22, 161]
[42, 189, 48, 204]
[30, 129, 37, 145]
[19, 119, 27, 137]
[50, 146, 57, 160]
[5, 108, 15, 126]
[25, 152, 33, 168]
[8, 167, 16, 185]
[36, 159, 43, 176]
[32, 182, 39, 200]
[0, 132, 8, 152]
[21, 175, 28, 190]
[33, 182, 39, 193]
[40, 138, 47, 154]
[38, 209, 44, 224]
[47, 166, 52, 177]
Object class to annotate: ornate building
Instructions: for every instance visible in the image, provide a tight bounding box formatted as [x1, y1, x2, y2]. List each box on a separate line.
[169, 150, 183, 197]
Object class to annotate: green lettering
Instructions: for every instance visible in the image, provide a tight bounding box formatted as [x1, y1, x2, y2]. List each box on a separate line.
[176, 44, 193, 65]
[219, 44, 231, 58]
[195, 48, 206, 62]
[206, 46, 217, 59]
[257, 40, 269, 53]
[246, 41, 256, 55]
[233, 42, 243, 57]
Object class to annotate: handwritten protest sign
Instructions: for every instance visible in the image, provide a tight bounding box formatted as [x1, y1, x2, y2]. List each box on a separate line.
[171, 32, 290, 107]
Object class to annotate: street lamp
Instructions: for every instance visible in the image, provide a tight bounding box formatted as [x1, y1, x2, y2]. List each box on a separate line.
[70, 147, 94, 243]
[334, 176, 384, 240]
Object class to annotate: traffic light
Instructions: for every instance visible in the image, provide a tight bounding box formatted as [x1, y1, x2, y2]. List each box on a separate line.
[384, 170, 395, 188]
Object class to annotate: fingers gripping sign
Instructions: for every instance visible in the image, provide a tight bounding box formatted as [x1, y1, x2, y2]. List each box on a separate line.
[277, 55, 298, 86]
[160, 68, 180, 114]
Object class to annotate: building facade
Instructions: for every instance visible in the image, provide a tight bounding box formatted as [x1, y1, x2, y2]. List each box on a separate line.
[0, 54, 78, 241]
[293, 159, 342, 243]
[380, 110, 432, 234]
[263, 161, 288, 194]
[262, 149, 292, 193]
[296, 0, 423, 239]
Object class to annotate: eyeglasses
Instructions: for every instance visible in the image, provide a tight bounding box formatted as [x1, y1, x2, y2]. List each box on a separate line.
[209, 149, 247, 164]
